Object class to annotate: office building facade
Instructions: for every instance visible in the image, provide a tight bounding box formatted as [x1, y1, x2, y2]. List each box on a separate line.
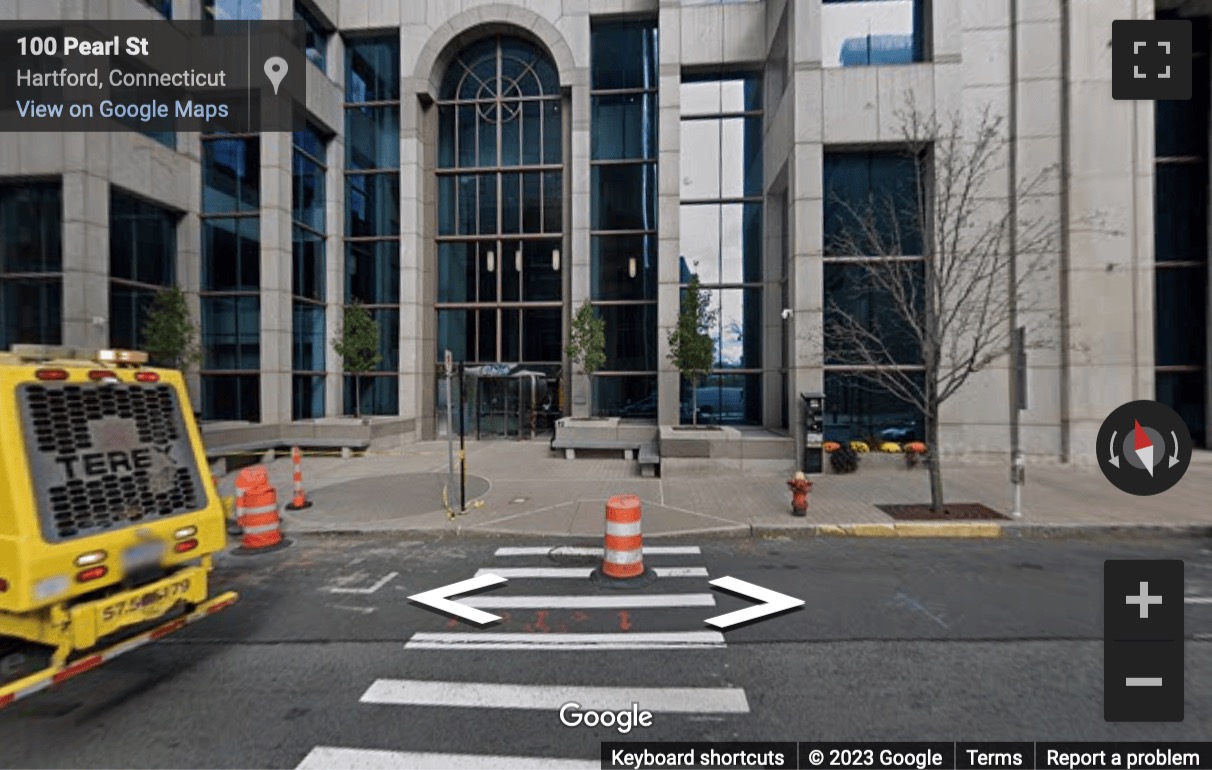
[0, 0, 1207, 463]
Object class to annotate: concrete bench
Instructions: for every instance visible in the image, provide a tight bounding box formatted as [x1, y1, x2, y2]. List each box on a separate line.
[205, 438, 371, 472]
[550, 436, 642, 460]
[637, 442, 660, 478]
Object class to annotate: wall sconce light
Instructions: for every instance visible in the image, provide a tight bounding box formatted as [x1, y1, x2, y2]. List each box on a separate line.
[552, 248, 560, 271]
[486, 250, 495, 273]
[628, 257, 637, 279]
[515, 247, 523, 273]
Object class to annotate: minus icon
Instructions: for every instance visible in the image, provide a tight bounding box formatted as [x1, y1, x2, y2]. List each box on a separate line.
[1126, 677, 1164, 686]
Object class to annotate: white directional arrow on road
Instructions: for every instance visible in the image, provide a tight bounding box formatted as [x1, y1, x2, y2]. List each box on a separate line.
[704, 576, 805, 630]
[408, 574, 508, 626]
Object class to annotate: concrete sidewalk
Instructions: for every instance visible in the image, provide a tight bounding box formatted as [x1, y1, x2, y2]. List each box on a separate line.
[213, 441, 1212, 539]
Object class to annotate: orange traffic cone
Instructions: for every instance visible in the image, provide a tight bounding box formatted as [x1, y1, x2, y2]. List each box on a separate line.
[284, 445, 312, 510]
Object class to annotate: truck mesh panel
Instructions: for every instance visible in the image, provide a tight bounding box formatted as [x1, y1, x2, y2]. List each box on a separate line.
[19, 383, 205, 542]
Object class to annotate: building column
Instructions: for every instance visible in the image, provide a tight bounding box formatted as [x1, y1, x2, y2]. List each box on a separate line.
[656, 1, 683, 427]
[260, 132, 293, 424]
[569, 54, 593, 417]
[326, 33, 346, 418]
[60, 167, 110, 352]
[400, 77, 423, 432]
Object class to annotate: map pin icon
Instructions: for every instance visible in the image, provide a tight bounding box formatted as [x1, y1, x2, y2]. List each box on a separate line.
[264, 56, 288, 95]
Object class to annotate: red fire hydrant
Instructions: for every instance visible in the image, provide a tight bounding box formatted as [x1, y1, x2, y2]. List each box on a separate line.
[787, 471, 812, 517]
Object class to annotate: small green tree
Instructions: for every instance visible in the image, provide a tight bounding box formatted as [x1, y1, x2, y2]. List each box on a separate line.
[332, 300, 382, 418]
[141, 285, 200, 370]
[667, 272, 716, 426]
[565, 301, 606, 415]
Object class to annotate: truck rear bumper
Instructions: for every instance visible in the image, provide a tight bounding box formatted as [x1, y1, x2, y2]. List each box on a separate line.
[0, 590, 238, 710]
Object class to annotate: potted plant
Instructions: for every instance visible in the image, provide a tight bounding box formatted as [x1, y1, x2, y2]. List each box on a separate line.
[903, 441, 929, 469]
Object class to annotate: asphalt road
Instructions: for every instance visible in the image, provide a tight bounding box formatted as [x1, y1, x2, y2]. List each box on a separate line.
[1, 534, 1210, 769]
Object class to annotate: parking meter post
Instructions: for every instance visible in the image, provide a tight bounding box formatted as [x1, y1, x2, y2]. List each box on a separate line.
[444, 351, 455, 484]
[801, 393, 825, 474]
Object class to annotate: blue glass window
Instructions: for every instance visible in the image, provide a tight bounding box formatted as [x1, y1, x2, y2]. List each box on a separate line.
[295, 3, 329, 72]
[293, 228, 324, 301]
[141, 0, 172, 18]
[1157, 372, 1206, 446]
[591, 21, 658, 90]
[592, 234, 657, 301]
[345, 107, 400, 170]
[204, 0, 261, 20]
[109, 190, 179, 351]
[346, 173, 399, 237]
[591, 93, 657, 161]
[345, 241, 400, 305]
[202, 218, 260, 292]
[591, 164, 657, 231]
[823, 0, 926, 68]
[595, 376, 659, 419]
[435, 36, 564, 375]
[824, 150, 923, 256]
[292, 302, 326, 372]
[202, 374, 260, 421]
[346, 36, 399, 102]
[202, 137, 259, 214]
[293, 375, 326, 421]
[824, 371, 924, 443]
[823, 261, 923, 366]
[0, 182, 62, 348]
[680, 372, 763, 426]
[201, 295, 260, 370]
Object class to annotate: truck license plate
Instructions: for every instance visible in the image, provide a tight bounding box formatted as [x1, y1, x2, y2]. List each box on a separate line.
[98, 578, 192, 630]
[122, 541, 165, 574]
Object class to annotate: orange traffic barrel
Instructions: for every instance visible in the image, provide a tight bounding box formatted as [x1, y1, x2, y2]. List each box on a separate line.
[602, 494, 644, 579]
[285, 446, 312, 510]
[234, 477, 288, 553]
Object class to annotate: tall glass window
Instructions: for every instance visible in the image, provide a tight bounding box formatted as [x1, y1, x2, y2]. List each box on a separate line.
[435, 36, 564, 386]
[295, 2, 329, 72]
[345, 35, 400, 416]
[1155, 11, 1209, 446]
[293, 123, 328, 420]
[200, 135, 260, 421]
[109, 190, 179, 351]
[822, 0, 928, 67]
[204, 0, 261, 20]
[822, 150, 925, 443]
[678, 74, 763, 425]
[590, 20, 658, 417]
[0, 181, 62, 348]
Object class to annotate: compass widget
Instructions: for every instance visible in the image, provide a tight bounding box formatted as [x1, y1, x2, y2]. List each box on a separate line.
[1097, 400, 1192, 496]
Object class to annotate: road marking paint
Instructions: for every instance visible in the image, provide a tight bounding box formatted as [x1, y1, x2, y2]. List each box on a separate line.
[330, 604, 376, 615]
[493, 546, 701, 557]
[461, 593, 715, 609]
[360, 679, 749, 713]
[296, 748, 599, 770]
[475, 566, 708, 579]
[405, 631, 726, 650]
[328, 571, 398, 595]
[1186, 596, 1212, 604]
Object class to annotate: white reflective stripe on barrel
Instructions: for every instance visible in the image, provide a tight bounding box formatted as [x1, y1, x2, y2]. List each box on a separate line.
[239, 503, 279, 516]
[242, 522, 280, 535]
[604, 548, 643, 565]
[605, 520, 642, 537]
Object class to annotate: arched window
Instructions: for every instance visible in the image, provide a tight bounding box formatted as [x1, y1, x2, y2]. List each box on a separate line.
[435, 36, 564, 371]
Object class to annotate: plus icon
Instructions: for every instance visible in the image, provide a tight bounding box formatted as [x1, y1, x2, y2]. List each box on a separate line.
[1126, 581, 1163, 619]
[1112, 20, 1193, 100]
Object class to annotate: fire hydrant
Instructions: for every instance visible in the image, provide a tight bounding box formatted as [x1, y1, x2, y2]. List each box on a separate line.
[787, 471, 812, 517]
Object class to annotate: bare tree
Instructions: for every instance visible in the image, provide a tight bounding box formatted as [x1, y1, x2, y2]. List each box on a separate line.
[825, 104, 1062, 512]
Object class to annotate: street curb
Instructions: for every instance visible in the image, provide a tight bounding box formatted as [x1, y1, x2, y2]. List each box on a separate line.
[274, 521, 1212, 541]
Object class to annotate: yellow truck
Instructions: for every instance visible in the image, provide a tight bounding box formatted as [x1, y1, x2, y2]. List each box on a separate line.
[0, 346, 237, 709]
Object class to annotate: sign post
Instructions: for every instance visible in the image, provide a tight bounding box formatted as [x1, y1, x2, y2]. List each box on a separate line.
[444, 350, 455, 492]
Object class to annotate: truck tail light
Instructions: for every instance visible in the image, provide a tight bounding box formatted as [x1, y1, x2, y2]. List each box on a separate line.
[76, 566, 108, 582]
[173, 539, 199, 554]
[0, 577, 8, 592]
[87, 370, 119, 381]
[35, 369, 68, 381]
[74, 550, 107, 567]
[134, 372, 160, 383]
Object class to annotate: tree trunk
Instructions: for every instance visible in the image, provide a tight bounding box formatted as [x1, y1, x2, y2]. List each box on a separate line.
[354, 373, 362, 419]
[691, 377, 699, 427]
[926, 415, 945, 512]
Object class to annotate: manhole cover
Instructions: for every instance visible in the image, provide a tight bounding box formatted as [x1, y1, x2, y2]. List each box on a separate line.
[877, 502, 1010, 521]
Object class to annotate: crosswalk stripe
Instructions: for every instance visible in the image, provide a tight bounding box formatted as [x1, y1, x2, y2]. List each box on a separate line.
[405, 631, 726, 650]
[493, 545, 702, 557]
[475, 566, 708, 579]
[296, 748, 598, 770]
[360, 679, 750, 713]
[462, 593, 715, 608]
